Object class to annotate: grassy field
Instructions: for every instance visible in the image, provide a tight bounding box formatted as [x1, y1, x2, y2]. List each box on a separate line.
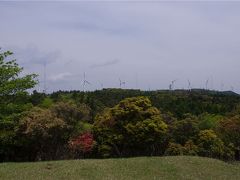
[0, 156, 239, 180]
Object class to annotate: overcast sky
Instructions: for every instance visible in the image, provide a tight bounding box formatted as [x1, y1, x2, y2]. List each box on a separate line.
[1, 1, 240, 93]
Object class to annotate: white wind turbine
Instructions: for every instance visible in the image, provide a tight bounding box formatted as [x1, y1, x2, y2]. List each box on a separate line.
[188, 79, 191, 91]
[99, 82, 104, 90]
[205, 78, 209, 90]
[82, 72, 91, 92]
[119, 78, 126, 89]
[169, 79, 177, 90]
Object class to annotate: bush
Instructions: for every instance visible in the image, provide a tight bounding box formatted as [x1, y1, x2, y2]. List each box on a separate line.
[170, 114, 199, 145]
[183, 140, 198, 156]
[94, 97, 168, 157]
[18, 107, 67, 161]
[197, 130, 225, 159]
[165, 140, 198, 156]
[198, 113, 223, 130]
[165, 143, 184, 156]
[68, 132, 95, 158]
[217, 115, 240, 160]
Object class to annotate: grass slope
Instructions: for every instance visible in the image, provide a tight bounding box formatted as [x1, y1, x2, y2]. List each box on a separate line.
[0, 156, 239, 180]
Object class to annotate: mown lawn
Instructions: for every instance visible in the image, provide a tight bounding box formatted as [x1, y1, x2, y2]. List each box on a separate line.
[0, 156, 239, 180]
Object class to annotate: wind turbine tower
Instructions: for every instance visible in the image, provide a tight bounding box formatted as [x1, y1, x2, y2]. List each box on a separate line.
[119, 78, 126, 89]
[169, 79, 177, 90]
[221, 83, 224, 91]
[82, 72, 91, 92]
[188, 80, 191, 91]
[43, 61, 47, 93]
[99, 82, 104, 90]
[205, 79, 209, 90]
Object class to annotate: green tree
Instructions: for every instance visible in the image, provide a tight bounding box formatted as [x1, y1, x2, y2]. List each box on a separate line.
[0, 50, 37, 98]
[51, 101, 92, 137]
[165, 142, 184, 156]
[217, 115, 240, 160]
[183, 140, 199, 156]
[94, 97, 168, 157]
[165, 140, 198, 156]
[197, 130, 227, 159]
[198, 113, 223, 130]
[16, 101, 92, 161]
[0, 49, 38, 161]
[170, 114, 199, 145]
[17, 107, 67, 161]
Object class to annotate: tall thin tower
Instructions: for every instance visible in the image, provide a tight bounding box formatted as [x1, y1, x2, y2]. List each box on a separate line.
[82, 72, 90, 92]
[205, 79, 209, 90]
[43, 61, 47, 93]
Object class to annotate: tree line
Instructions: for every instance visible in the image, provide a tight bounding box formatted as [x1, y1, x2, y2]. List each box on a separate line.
[0, 50, 240, 162]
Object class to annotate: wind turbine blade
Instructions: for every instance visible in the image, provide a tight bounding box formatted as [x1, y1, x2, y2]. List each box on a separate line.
[81, 81, 85, 86]
[85, 80, 91, 85]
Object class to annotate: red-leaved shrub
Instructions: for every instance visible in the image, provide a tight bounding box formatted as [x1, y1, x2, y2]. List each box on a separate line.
[69, 132, 94, 155]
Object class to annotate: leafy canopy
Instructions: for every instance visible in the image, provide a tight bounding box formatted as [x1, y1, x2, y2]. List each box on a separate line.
[0, 49, 37, 98]
[0, 49, 38, 161]
[94, 96, 168, 157]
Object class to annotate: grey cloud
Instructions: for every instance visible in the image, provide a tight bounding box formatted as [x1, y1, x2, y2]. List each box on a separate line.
[49, 72, 73, 82]
[52, 21, 99, 32]
[64, 59, 75, 66]
[7, 45, 60, 66]
[1, 2, 240, 93]
[90, 59, 120, 68]
[51, 20, 136, 37]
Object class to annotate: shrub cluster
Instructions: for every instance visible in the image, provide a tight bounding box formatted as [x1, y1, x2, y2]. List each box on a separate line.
[1, 95, 240, 161]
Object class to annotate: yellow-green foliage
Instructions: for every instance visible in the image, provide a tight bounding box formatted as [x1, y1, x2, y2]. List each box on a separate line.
[16, 101, 93, 161]
[183, 140, 199, 156]
[39, 97, 53, 108]
[217, 115, 240, 150]
[51, 101, 91, 125]
[197, 130, 228, 159]
[165, 142, 184, 156]
[94, 97, 168, 157]
[165, 140, 198, 156]
[198, 113, 223, 130]
[19, 107, 66, 138]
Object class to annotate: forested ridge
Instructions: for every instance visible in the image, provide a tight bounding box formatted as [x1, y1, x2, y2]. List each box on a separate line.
[1, 50, 240, 162]
[48, 88, 240, 119]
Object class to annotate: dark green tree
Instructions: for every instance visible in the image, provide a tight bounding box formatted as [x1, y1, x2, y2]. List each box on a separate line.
[217, 115, 240, 160]
[170, 114, 199, 145]
[0, 49, 38, 161]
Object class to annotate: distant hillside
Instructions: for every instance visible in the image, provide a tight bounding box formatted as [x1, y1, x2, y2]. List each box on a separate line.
[45, 88, 240, 119]
[0, 156, 239, 180]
